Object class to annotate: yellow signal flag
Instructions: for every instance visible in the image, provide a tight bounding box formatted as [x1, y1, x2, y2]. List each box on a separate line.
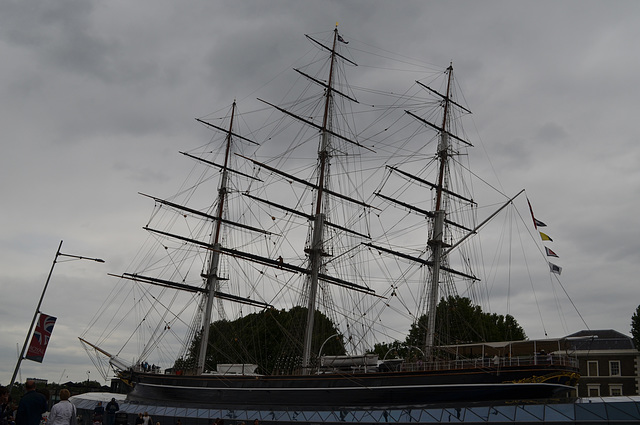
[539, 232, 553, 242]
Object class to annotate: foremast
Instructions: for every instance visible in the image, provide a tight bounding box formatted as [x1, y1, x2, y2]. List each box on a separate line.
[103, 100, 282, 375]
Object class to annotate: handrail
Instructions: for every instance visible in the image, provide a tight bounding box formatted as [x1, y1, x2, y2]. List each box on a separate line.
[319, 354, 579, 374]
[397, 354, 579, 372]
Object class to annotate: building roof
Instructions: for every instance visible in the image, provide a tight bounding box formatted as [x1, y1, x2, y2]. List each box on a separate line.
[565, 329, 636, 351]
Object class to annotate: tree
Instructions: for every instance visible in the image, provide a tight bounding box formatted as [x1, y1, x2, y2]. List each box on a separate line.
[372, 340, 408, 360]
[407, 295, 526, 350]
[175, 306, 345, 374]
[631, 305, 640, 349]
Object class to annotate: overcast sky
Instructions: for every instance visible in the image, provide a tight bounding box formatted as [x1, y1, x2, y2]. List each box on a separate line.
[2, 0, 640, 385]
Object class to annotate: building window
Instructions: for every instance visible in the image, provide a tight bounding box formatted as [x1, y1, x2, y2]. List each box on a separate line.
[609, 385, 623, 396]
[587, 360, 599, 376]
[609, 360, 621, 376]
[587, 384, 600, 397]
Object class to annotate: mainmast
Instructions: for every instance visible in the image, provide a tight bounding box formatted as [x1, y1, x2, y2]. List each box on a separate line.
[255, 26, 368, 373]
[196, 101, 236, 374]
[424, 64, 454, 359]
[301, 26, 339, 374]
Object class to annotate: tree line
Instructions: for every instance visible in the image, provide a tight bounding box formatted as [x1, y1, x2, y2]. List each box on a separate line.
[174, 296, 527, 373]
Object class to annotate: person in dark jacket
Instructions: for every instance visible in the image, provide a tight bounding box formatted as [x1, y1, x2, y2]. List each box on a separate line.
[104, 399, 119, 425]
[93, 402, 104, 424]
[15, 381, 47, 425]
[0, 386, 11, 425]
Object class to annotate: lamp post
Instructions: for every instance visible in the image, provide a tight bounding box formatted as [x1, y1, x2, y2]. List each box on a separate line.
[317, 333, 340, 373]
[8, 240, 104, 392]
[405, 345, 426, 358]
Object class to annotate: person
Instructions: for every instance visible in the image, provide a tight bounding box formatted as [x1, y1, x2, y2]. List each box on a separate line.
[142, 412, 152, 425]
[15, 380, 47, 425]
[48, 389, 77, 425]
[536, 349, 547, 364]
[93, 402, 104, 424]
[135, 414, 144, 425]
[104, 399, 119, 425]
[0, 387, 10, 425]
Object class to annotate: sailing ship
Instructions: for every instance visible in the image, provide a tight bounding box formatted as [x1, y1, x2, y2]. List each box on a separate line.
[80, 27, 579, 410]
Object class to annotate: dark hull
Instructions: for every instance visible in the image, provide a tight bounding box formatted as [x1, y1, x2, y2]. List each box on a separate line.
[124, 364, 579, 409]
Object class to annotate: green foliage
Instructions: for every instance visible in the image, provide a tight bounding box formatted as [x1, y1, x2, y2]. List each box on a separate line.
[372, 296, 526, 362]
[407, 296, 526, 349]
[371, 340, 402, 359]
[174, 306, 345, 374]
[631, 305, 640, 349]
[372, 340, 423, 361]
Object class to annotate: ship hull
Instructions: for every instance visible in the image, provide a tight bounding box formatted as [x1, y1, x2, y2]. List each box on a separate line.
[124, 364, 578, 409]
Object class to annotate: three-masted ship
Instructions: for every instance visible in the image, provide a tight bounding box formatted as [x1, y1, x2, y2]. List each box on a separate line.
[80, 26, 579, 410]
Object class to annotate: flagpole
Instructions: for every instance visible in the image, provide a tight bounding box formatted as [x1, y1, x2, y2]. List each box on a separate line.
[8, 240, 104, 392]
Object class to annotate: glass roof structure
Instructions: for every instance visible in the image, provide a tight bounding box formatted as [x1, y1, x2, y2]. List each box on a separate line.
[71, 393, 640, 424]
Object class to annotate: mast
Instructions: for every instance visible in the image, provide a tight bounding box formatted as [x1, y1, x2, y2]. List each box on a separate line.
[424, 64, 454, 359]
[301, 26, 339, 374]
[196, 101, 236, 374]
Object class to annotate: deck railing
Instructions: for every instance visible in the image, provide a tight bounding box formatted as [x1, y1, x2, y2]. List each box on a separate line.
[397, 354, 579, 372]
[318, 354, 579, 374]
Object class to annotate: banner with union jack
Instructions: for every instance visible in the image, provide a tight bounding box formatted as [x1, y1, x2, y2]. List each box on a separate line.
[25, 313, 57, 363]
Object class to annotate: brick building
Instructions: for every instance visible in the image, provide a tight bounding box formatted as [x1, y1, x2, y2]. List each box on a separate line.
[565, 329, 639, 397]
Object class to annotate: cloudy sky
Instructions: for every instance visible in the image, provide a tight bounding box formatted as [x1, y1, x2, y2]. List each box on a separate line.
[2, 0, 640, 385]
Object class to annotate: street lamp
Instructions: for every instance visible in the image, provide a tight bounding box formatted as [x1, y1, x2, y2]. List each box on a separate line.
[405, 345, 426, 358]
[317, 333, 340, 373]
[8, 240, 104, 392]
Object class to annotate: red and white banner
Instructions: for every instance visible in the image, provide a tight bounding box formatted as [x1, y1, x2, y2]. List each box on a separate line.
[25, 313, 57, 363]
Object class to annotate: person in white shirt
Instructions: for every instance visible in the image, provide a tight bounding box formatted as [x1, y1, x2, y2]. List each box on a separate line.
[142, 412, 152, 425]
[48, 390, 77, 425]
